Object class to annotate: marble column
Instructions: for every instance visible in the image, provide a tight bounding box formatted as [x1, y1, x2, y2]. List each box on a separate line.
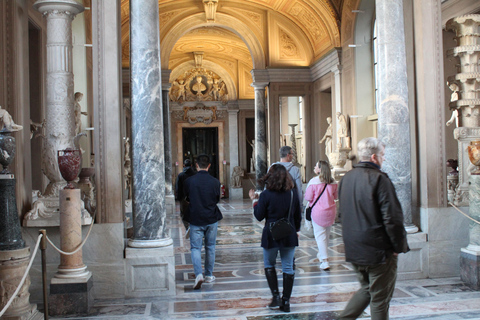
[162, 70, 175, 215]
[25, 0, 88, 227]
[375, 0, 417, 233]
[128, 0, 169, 247]
[228, 103, 242, 199]
[251, 83, 269, 189]
[125, 0, 175, 298]
[34, 0, 84, 197]
[49, 189, 92, 315]
[446, 15, 480, 206]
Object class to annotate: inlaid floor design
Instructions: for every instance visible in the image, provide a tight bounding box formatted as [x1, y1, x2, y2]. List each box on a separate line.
[50, 199, 480, 319]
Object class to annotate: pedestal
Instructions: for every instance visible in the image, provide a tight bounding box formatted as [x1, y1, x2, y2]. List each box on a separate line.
[229, 187, 243, 200]
[49, 275, 93, 316]
[0, 248, 43, 320]
[0, 176, 25, 250]
[49, 189, 93, 315]
[125, 245, 175, 298]
[460, 174, 480, 290]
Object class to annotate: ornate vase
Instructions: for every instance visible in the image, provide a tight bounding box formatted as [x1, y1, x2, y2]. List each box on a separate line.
[468, 141, 480, 175]
[58, 148, 82, 189]
[0, 132, 15, 174]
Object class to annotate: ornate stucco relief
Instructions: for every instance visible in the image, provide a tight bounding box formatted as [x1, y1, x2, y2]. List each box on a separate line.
[279, 29, 299, 59]
[170, 68, 228, 104]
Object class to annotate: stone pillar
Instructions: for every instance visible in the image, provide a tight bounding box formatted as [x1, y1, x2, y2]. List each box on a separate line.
[375, 0, 417, 233]
[125, 0, 175, 297]
[251, 83, 269, 189]
[331, 65, 342, 121]
[0, 248, 42, 320]
[34, 0, 83, 196]
[24, 0, 89, 227]
[228, 103, 242, 200]
[162, 70, 174, 215]
[0, 173, 40, 318]
[446, 15, 480, 206]
[91, 0, 124, 223]
[49, 189, 93, 316]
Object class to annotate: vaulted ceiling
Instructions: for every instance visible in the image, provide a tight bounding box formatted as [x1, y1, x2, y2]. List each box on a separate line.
[119, 0, 344, 99]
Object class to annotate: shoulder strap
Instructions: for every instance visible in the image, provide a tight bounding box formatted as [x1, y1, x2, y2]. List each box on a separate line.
[285, 190, 293, 220]
[309, 183, 328, 209]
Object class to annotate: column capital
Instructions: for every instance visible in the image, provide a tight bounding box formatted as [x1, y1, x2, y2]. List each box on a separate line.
[250, 69, 270, 84]
[331, 64, 342, 75]
[251, 82, 269, 89]
[33, 0, 84, 15]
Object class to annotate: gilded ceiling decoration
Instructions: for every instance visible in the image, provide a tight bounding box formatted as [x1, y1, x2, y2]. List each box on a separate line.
[118, 0, 344, 99]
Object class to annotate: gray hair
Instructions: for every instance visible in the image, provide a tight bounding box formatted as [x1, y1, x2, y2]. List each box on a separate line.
[357, 137, 385, 161]
[279, 146, 292, 159]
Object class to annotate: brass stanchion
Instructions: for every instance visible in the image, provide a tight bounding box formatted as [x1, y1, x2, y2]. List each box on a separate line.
[40, 229, 48, 320]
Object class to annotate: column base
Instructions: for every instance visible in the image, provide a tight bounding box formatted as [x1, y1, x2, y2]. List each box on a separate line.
[229, 187, 243, 200]
[49, 275, 93, 316]
[165, 194, 175, 215]
[0, 247, 42, 320]
[460, 247, 480, 290]
[125, 245, 175, 298]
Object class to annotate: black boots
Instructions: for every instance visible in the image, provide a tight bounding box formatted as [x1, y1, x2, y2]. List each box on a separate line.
[264, 268, 281, 309]
[279, 273, 295, 313]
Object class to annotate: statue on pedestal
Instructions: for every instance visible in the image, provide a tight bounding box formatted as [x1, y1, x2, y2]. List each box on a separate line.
[74, 92, 88, 135]
[319, 116, 333, 161]
[231, 166, 244, 188]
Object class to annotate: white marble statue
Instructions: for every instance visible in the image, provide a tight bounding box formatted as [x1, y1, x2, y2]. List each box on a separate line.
[231, 166, 244, 188]
[74, 92, 88, 135]
[247, 138, 255, 172]
[446, 109, 459, 127]
[0, 105, 23, 132]
[448, 81, 459, 102]
[319, 117, 333, 159]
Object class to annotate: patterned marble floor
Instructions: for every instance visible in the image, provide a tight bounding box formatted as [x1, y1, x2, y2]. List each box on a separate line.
[48, 199, 480, 319]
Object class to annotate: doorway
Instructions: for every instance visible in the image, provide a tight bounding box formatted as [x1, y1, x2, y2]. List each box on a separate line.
[182, 127, 219, 178]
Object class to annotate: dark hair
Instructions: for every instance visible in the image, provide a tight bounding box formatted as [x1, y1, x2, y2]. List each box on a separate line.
[184, 159, 192, 167]
[279, 146, 292, 159]
[260, 164, 294, 192]
[196, 154, 210, 169]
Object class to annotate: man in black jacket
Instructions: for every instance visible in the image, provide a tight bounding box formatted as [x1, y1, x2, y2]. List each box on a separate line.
[184, 154, 223, 290]
[175, 159, 196, 236]
[338, 137, 409, 320]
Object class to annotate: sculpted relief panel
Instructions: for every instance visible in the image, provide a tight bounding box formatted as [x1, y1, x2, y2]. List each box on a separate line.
[169, 68, 228, 104]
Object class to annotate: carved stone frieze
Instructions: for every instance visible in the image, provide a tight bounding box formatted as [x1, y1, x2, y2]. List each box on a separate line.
[183, 104, 217, 124]
[169, 68, 228, 104]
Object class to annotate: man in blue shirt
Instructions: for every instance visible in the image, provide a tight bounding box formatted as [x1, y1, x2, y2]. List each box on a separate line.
[184, 154, 223, 289]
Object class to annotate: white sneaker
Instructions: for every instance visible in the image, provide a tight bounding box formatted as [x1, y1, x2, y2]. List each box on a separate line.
[185, 228, 190, 239]
[320, 260, 330, 270]
[205, 275, 216, 283]
[193, 274, 203, 289]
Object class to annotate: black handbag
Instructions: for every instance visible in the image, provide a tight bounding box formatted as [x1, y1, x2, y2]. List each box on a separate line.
[269, 191, 295, 241]
[305, 183, 328, 221]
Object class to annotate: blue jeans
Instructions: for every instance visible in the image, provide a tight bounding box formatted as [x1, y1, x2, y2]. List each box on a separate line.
[263, 247, 296, 275]
[190, 222, 218, 277]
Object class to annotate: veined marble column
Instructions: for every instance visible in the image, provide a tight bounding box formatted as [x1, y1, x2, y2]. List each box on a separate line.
[375, 0, 417, 233]
[33, 0, 84, 197]
[162, 70, 175, 215]
[128, 0, 171, 247]
[251, 83, 268, 189]
[125, 0, 175, 298]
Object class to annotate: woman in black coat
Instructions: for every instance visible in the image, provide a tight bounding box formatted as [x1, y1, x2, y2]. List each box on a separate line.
[249, 164, 302, 313]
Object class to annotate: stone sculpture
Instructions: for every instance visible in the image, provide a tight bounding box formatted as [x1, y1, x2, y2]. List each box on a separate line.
[0, 105, 23, 132]
[231, 166, 244, 188]
[74, 92, 88, 135]
[319, 117, 333, 160]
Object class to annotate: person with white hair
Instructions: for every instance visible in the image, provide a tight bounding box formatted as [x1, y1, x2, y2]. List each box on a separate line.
[337, 137, 409, 320]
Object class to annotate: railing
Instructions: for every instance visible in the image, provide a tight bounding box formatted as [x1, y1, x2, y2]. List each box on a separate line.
[0, 209, 96, 320]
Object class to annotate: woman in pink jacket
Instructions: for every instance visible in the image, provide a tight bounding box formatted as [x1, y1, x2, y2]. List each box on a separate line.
[304, 160, 338, 270]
